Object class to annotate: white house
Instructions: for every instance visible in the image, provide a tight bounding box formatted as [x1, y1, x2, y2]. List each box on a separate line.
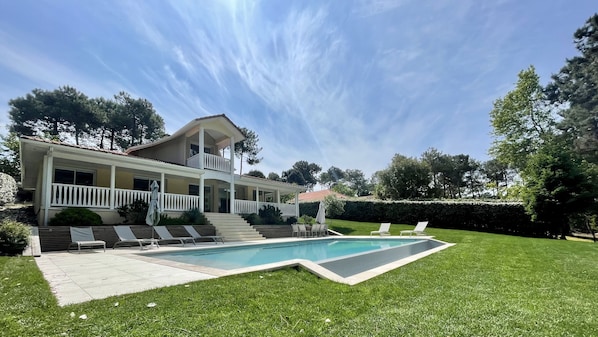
[19, 114, 306, 226]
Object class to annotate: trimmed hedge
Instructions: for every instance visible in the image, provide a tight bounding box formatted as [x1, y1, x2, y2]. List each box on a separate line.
[300, 200, 547, 237]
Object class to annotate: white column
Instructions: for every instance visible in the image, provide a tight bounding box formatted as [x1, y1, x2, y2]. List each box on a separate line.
[276, 190, 281, 204]
[229, 136, 235, 214]
[199, 175, 204, 212]
[255, 186, 260, 213]
[199, 126, 205, 170]
[42, 149, 54, 226]
[109, 165, 116, 209]
[160, 172, 165, 211]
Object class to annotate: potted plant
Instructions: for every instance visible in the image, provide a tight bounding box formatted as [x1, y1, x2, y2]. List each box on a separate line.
[0, 219, 30, 256]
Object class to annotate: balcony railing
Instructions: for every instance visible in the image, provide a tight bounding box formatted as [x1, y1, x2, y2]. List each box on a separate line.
[50, 183, 297, 216]
[186, 153, 231, 172]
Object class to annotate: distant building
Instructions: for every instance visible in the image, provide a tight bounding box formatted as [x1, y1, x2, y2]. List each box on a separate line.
[296, 189, 349, 203]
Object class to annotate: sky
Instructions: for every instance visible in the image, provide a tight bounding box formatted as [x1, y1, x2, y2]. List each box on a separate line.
[0, 0, 596, 181]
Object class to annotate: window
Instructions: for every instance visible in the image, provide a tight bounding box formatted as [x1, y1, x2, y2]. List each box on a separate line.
[134, 178, 160, 191]
[190, 144, 213, 157]
[189, 184, 200, 195]
[54, 168, 94, 186]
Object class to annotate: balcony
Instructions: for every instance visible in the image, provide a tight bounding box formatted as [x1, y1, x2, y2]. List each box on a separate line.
[186, 153, 231, 172]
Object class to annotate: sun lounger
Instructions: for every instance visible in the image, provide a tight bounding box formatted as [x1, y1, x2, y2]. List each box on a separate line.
[113, 226, 155, 249]
[154, 226, 195, 246]
[183, 225, 224, 244]
[370, 222, 391, 236]
[68, 227, 106, 253]
[400, 221, 429, 236]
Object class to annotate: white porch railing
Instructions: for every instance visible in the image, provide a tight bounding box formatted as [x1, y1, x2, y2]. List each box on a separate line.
[186, 153, 231, 172]
[51, 183, 111, 208]
[163, 193, 200, 211]
[51, 184, 297, 216]
[233, 200, 297, 217]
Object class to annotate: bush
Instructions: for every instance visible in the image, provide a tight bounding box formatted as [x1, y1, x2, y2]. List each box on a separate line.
[298, 215, 314, 225]
[0, 172, 17, 205]
[181, 208, 207, 225]
[158, 214, 187, 226]
[242, 213, 262, 226]
[258, 205, 284, 225]
[49, 207, 103, 226]
[285, 216, 297, 225]
[0, 219, 30, 255]
[300, 200, 543, 237]
[324, 195, 345, 217]
[117, 199, 148, 224]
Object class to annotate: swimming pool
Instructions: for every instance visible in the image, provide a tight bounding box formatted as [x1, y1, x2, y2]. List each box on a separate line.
[141, 237, 453, 284]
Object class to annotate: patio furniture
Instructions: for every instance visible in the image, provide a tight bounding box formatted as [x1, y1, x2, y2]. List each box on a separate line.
[183, 225, 224, 244]
[113, 226, 156, 250]
[154, 226, 196, 246]
[291, 224, 299, 237]
[68, 227, 106, 253]
[370, 223, 391, 236]
[400, 221, 429, 236]
[311, 224, 322, 237]
[297, 224, 308, 238]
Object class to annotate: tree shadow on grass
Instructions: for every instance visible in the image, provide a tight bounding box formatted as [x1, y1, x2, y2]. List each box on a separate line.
[330, 226, 355, 235]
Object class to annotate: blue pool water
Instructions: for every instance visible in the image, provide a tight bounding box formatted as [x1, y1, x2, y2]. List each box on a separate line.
[148, 238, 423, 270]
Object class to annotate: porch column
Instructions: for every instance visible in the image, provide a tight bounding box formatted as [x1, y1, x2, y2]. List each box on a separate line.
[229, 136, 235, 213]
[160, 172, 165, 211]
[199, 175, 204, 212]
[255, 186, 259, 213]
[295, 191, 300, 218]
[199, 126, 205, 169]
[42, 149, 54, 226]
[109, 165, 115, 209]
[276, 190, 281, 204]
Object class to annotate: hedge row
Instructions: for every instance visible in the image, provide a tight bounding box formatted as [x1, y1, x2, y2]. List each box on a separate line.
[300, 200, 549, 237]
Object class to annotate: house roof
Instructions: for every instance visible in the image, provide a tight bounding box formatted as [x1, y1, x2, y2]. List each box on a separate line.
[125, 114, 246, 154]
[297, 189, 349, 202]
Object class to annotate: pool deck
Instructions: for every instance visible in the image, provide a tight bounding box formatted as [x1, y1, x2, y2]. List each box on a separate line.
[34, 237, 453, 306]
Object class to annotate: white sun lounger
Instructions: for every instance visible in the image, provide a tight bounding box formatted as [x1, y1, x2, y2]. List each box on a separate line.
[68, 227, 106, 253]
[113, 226, 155, 249]
[370, 222, 391, 236]
[183, 225, 224, 244]
[154, 226, 196, 246]
[400, 221, 429, 236]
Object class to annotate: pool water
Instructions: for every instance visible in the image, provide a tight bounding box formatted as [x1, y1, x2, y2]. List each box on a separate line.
[148, 238, 423, 270]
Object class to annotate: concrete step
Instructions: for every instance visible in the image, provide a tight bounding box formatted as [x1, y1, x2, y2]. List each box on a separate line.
[204, 213, 264, 242]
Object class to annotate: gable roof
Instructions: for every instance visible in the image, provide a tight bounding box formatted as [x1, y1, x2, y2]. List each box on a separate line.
[125, 114, 245, 154]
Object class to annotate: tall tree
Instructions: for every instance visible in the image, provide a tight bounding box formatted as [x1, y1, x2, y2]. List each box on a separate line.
[114, 92, 165, 148]
[483, 159, 510, 198]
[267, 172, 281, 181]
[246, 170, 265, 178]
[234, 127, 262, 175]
[374, 154, 430, 200]
[521, 136, 598, 238]
[319, 166, 345, 188]
[548, 14, 598, 164]
[490, 66, 556, 171]
[282, 161, 321, 190]
[344, 169, 371, 196]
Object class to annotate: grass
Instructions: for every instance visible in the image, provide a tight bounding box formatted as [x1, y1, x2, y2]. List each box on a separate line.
[2, 220, 598, 336]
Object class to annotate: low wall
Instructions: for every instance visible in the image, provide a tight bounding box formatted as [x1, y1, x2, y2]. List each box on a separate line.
[253, 225, 293, 238]
[38, 225, 218, 252]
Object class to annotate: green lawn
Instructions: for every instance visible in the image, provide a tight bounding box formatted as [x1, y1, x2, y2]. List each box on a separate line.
[2, 220, 598, 336]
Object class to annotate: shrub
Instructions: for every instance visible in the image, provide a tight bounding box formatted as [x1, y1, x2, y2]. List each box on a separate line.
[242, 213, 261, 226]
[117, 199, 148, 224]
[49, 207, 103, 226]
[0, 219, 30, 255]
[324, 195, 345, 217]
[258, 205, 284, 225]
[0, 172, 17, 205]
[285, 216, 297, 225]
[298, 215, 314, 225]
[158, 214, 187, 226]
[181, 208, 207, 225]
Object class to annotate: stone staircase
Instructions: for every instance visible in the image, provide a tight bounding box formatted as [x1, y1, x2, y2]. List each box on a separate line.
[204, 213, 265, 242]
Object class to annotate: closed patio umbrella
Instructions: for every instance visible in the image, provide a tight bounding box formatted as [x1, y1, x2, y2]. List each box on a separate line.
[316, 201, 326, 224]
[145, 180, 161, 243]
